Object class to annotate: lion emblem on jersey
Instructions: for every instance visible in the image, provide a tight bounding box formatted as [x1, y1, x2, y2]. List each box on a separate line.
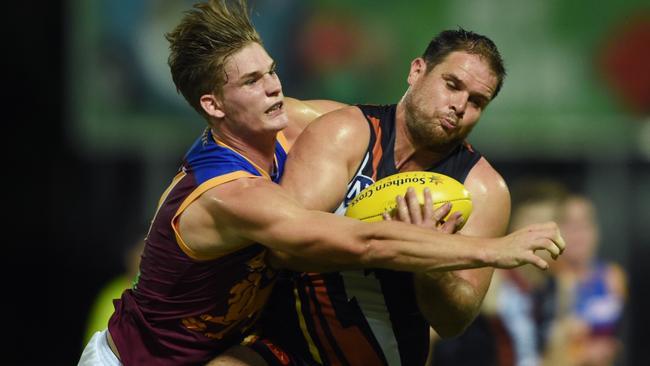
[181, 250, 277, 339]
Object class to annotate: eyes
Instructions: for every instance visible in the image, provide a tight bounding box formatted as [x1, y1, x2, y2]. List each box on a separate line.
[446, 80, 460, 91]
[444, 79, 487, 109]
[243, 65, 278, 86]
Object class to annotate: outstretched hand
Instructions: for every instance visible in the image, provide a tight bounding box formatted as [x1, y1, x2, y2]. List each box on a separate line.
[489, 222, 566, 270]
[383, 187, 464, 234]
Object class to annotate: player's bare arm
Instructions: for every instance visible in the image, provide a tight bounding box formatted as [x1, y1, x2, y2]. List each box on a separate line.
[413, 157, 511, 337]
[281, 97, 348, 144]
[271, 107, 565, 272]
[280, 106, 370, 211]
[178, 169, 562, 275]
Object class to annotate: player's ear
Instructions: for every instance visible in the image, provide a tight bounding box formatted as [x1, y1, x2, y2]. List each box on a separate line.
[407, 57, 427, 86]
[200, 93, 225, 119]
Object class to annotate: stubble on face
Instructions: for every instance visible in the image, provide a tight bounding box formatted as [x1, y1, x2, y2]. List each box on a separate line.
[403, 52, 496, 153]
[403, 90, 466, 153]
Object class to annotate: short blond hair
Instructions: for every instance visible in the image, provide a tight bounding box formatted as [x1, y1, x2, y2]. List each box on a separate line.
[166, 0, 261, 118]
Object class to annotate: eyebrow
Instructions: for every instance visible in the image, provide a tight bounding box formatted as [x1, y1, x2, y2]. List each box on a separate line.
[442, 73, 491, 106]
[239, 61, 276, 83]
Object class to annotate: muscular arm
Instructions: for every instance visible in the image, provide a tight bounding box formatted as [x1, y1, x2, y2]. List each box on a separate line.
[414, 158, 511, 337]
[270, 107, 563, 272]
[181, 175, 512, 273]
[280, 106, 365, 210]
[281, 97, 348, 145]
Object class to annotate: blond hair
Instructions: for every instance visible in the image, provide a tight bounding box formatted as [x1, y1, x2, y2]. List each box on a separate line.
[166, 0, 261, 118]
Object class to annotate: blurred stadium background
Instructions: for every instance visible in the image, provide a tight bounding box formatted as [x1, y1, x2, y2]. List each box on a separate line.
[7, 0, 648, 364]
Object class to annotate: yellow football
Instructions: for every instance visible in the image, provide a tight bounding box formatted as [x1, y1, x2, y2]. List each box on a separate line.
[344, 171, 472, 227]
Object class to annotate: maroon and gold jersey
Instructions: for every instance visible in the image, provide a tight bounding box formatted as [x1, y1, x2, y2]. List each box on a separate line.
[108, 129, 290, 365]
[256, 104, 482, 365]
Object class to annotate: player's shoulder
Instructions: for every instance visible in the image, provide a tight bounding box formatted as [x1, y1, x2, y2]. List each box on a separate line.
[283, 97, 348, 127]
[465, 157, 509, 200]
[298, 104, 370, 144]
[283, 97, 352, 143]
[200, 174, 277, 202]
[316, 103, 365, 121]
[460, 157, 510, 235]
[184, 140, 263, 185]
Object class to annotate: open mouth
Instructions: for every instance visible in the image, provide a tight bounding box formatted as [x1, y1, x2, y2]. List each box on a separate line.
[265, 101, 283, 114]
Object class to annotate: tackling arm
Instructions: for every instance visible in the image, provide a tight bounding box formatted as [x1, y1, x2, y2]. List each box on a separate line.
[189, 174, 561, 273]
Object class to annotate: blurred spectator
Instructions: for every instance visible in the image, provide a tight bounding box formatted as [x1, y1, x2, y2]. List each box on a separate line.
[542, 195, 627, 366]
[488, 179, 569, 366]
[83, 238, 144, 344]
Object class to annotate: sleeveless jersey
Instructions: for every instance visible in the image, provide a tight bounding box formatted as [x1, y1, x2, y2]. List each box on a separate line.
[258, 104, 482, 366]
[109, 128, 289, 365]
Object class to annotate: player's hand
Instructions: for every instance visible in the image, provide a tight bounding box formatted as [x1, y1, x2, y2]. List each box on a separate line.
[488, 222, 566, 270]
[383, 187, 464, 233]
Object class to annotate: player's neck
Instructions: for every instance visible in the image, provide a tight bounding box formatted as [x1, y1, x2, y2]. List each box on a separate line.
[394, 104, 449, 172]
[211, 126, 278, 175]
[394, 149, 444, 172]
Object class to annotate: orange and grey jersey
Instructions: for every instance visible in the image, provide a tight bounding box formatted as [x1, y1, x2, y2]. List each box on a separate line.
[108, 128, 290, 366]
[259, 104, 482, 365]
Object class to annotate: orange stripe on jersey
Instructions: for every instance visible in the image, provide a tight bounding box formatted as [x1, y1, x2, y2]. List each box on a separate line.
[294, 287, 324, 364]
[310, 277, 386, 366]
[212, 130, 288, 180]
[171, 170, 258, 260]
[276, 131, 292, 152]
[303, 281, 343, 365]
[368, 116, 383, 180]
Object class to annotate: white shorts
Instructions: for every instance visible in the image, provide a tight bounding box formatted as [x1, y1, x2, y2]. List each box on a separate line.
[78, 329, 121, 366]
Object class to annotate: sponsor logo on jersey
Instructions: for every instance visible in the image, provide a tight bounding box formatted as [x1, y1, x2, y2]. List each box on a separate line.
[344, 174, 374, 207]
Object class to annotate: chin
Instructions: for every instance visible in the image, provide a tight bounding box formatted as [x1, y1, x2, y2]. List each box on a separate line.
[266, 114, 289, 131]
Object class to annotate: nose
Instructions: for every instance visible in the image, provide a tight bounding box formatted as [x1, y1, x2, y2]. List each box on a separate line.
[451, 92, 468, 118]
[264, 72, 282, 97]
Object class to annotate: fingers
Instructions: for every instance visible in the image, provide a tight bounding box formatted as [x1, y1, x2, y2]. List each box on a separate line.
[555, 230, 566, 254]
[422, 188, 434, 222]
[395, 195, 411, 223]
[538, 238, 561, 260]
[519, 221, 567, 258]
[533, 237, 561, 259]
[393, 188, 459, 232]
[432, 201, 452, 224]
[405, 187, 422, 224]
[438, 211, 463, 234]
[452, 212, 465, 231]
[396, 187, 427, 225]
[528, 253, 549, 270]
[382, 211, 392, 221]
[539, 222, 566, 258]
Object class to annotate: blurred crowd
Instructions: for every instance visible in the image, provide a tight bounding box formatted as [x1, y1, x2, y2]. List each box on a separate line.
[431, 179, 627, 366]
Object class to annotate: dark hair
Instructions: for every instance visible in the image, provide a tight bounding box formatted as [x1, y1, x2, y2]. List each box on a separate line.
[166, 0, 261, 118]
[422, 28, 506, 98]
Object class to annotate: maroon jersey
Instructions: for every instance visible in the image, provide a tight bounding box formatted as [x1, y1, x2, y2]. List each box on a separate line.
[108, 129, 289, 365]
